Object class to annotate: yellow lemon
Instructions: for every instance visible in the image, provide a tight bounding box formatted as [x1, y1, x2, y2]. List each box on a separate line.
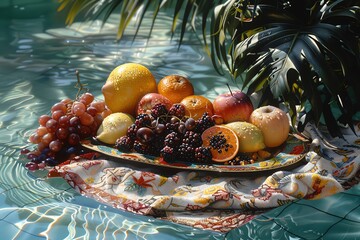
[226, 121, 265, 152]
[96, 112, 134, 145]
[102, 63, 157, 116]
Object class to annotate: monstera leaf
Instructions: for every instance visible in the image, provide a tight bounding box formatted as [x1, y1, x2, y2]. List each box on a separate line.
[213, 0, 360, 137]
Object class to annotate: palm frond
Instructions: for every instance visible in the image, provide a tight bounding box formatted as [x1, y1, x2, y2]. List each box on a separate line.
[57, 0, 360, 137]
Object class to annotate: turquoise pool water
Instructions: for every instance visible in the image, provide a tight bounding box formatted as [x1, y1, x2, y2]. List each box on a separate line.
[0, 1, 359, 239]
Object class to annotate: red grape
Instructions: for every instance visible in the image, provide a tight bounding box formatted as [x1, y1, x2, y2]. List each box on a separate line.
[58, 115, 70, 128]
[52, 110, 64, 121]
[49, 140, 63, 152]
[68, 126, 77, 134]
[29, 133, 41, 144]
[45, 119, 58, 133]
[61, 98, 72, 105]
[90, 101, 105, 112]
[78, 125, 91, 138]
[42, 133, 55, 145]
[79, 112, 94, 126]
[94, 114, 103, 125]
[51, 102, 67, 114]
[37, 142, 47, 152]
[80, 92, 94, 105]
[68, 133, 80, 146]
[39, 115, 51, 126]
[69, 116, 80, 127]
[56, 128, 69, 140]
[36, 126, 48, 136]
[101, 108, 112, 119]
[72, 101, 86, 116]
[86, 106, 97, 116]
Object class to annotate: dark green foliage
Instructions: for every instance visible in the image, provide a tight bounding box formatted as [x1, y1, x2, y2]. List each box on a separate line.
[58, 0, 360, 137]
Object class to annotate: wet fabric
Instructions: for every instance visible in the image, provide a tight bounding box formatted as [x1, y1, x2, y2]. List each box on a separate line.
[55, 123, 360, 232]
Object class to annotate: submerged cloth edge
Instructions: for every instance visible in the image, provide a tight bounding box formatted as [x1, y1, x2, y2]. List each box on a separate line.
[55, 122, 360, 232]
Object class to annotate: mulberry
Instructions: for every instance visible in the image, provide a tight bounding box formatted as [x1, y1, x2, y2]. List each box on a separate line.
[151, 103, 168, 119]
[182, 130, 202, 147]
[194, 146, 212, 163]
[133, 140, 157, 155]
[115, 136, 134, 152]
[135, 113, 152, 127]
[164, 132, 182, 147]
[194, 112, 215, 133]
[160, 146, 177, 162]
[127, 124, 139, 141]
[168, 103, 186, 119]
[177, 143, 195, 162]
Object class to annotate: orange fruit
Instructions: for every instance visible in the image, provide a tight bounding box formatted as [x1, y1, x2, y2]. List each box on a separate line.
[201, 125, 239, 162]
[157, 75, 194, 104]
[102, 63, 157, 116]
[180, 95, 214, 120]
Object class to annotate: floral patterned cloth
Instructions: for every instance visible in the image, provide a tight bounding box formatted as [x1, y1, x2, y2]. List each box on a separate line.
[55, 123, 360, 232]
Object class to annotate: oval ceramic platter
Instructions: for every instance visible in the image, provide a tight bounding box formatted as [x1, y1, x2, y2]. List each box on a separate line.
[81, 134, 309, 173]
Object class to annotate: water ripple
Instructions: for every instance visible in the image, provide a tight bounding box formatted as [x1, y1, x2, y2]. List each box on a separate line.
[0, 4, 228, 239]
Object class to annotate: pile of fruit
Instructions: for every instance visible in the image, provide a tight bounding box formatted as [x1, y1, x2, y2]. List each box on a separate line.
[22, 63, 291, 170]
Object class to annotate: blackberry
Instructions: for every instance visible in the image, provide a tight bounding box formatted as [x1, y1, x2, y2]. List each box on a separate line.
[194, 112, 215, 133]
[177, 143, 195, 162]
[194, 146, 212, 163]
[133, 140, 157, 155]
[160, 146, 177, 162]
[115, 136, 134, 152]
[135, 113, 152, 127]
[182, 130, 202, 147]
[150, 136, 165, 156]
[151, 103, 168, 119]
[127, 124, 139, 141]
[164, 132, 182, 147]
[168, 103, 186, 119]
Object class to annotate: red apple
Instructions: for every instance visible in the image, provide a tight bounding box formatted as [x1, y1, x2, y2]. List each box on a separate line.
[213, 90, 254, 123]
[136, 93, 172, 115]
[249, 105, 290, 148]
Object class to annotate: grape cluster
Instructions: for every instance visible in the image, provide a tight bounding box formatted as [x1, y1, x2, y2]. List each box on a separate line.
[22, 92, 112, 170]
[115, 103, 215, 164]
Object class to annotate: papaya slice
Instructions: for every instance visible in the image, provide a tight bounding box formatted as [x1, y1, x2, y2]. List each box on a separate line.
[201, 125, 239, 162]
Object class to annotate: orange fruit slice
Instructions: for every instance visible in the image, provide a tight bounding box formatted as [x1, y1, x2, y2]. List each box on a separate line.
[181, 95, 214, 120]
[201, 125, 239, 162]
[157, 75, 194, 104]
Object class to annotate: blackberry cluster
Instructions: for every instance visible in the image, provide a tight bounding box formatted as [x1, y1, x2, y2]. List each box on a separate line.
[168, 103, 186, 119]
[177, 143, 195, 162]
[151, 103, 168, 119]
[127, 124, 139, 141]
[164, 132, 182, 147]
[135, 113, 152, 127]
[133, 140, 158, 155]
[194, 146, 212, 163]
[160, 145, 176, 162]
[115, 102, 215, 164]
[182, 131, 202, 147]
[194, 112, 215, 133]
[115, 136, 133, 152]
